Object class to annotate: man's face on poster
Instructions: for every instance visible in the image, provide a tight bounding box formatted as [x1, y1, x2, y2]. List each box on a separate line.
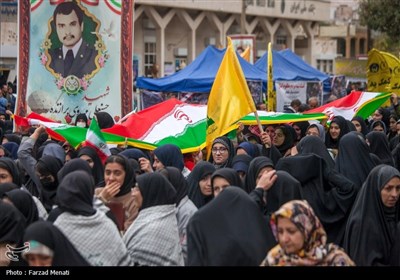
[55, 10, 83, 48]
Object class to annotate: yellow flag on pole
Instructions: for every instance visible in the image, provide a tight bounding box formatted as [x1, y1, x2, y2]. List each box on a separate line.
[267, 42, 276, 111]
[367, 48, 400, 106]
[240, 46, 251, 62]
[206, 37, 257, 159]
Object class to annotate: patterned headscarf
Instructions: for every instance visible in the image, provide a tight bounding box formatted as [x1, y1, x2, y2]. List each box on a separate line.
[262, 200, 354, 266]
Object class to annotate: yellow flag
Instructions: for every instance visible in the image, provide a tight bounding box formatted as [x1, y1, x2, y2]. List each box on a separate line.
[367, 48, 400, 106]
[267, 42, 276, 111]
[240, 46, 250, 62]
[206, 37, 257, 159]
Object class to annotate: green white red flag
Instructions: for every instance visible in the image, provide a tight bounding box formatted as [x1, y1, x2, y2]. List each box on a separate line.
[82, 117, 111, 163]
[306, 91, 391, 121]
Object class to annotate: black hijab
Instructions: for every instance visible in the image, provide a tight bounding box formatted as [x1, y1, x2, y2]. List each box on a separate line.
[57, 158, 92, 183]
[366, 131, 395, 167]
[136, 172, 176, 211]
[159, 166, 188, 205]
[153, 144, 184, 171]
[187, 187, 275, 266]
[245, 156, 274, 194]
[94, 112, 114, 129]
[57, 171, 96, 216]
[335, 131, 377, 192]
[104, 155, 135, 197]
[23, 221, 90, 266]
[3, 189, 38, 226]
[276, 153, 357, 245]
[187, 161, 215, 208]
[0, 201, 26, 244]
[211, 168, 243, 191]
[77, 146, 104, 186]
[325, 115, 349, 149]
[296, 135, 335, 169]
[344, 164, 400, 266]
[209, 136, 235, 168]
[0, 157, 21, 186]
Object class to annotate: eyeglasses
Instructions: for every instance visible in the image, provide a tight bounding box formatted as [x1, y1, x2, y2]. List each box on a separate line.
[212, 147, 228, 154]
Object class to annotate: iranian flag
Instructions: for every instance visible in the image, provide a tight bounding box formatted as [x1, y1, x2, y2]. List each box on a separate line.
[14, 114, 156, 151]
[306, 91, 391, 121]
[82, 118, 111, 163]
[105, 98, 327, 153]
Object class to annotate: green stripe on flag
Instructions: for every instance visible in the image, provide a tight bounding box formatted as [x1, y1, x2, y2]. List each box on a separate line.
[239, 113, 327, 125]
[355, 92, 391, 119]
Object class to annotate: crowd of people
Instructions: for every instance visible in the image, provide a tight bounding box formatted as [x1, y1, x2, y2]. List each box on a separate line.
[0, 95, 400, 267]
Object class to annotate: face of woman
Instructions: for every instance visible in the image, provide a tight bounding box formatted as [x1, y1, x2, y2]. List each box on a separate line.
[352, 120, 362, 133]
[104, 162, 126, 186]
[306, 126, 320, 137]
[329, 123, 341, 140]
[276, 217, 304, 255]
[79, 154, 94, 169]
[212, 177, 230, 197]
[199, 174, 212, 196]
[152, 155, 165, 171]
[211, 143, 229, 165]
[372, 124, 385, 132]
[273, 128, 285, 146]
[381, 177, 400, 208]
[25, 254, 53, 266]
[372, 110, 383, 122]
[0, 167, 13, 184]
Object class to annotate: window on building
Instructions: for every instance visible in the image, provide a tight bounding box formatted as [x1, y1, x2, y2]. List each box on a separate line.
[257, 0, 266, 7]
[276, 35, 287, 47]
[317, 59, 333, 74]
[144, 42, 157, 77]
[267, 0, 275, 8]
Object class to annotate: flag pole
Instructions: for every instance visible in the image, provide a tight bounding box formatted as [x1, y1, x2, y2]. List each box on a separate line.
[267, 42, 275, 112]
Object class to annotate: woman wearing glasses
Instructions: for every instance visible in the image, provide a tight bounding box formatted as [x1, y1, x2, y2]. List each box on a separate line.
[209, 136, 235, 169]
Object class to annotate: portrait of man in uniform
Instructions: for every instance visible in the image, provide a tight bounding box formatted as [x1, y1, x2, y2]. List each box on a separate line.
[47, 1, 99, 79]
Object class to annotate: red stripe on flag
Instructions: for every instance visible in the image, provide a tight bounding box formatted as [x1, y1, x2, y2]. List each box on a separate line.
[104, 98, 184, 139]
[305, 91, 363, 114]
[82, 141, 108, 164]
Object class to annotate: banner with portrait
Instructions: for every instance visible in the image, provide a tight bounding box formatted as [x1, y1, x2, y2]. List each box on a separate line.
[17, 0, 133, 123]
[276, 80, 322, 112]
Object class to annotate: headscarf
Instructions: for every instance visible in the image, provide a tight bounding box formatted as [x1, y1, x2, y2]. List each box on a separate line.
[209, 136, 235, 168]
[153, 144, 184, 171]
[136, 172, 176, 211]
[159, 166, 188, 205]
[325, 115, 350, 149]
[104, 155, 135, 197]
[74, 113, 88, 128]
[0, 201, 26, 244]
[57, 158, 92, 183]
[94, 112, 114, 129]
[306, 123, 326, 143]
[57, 171, 96, 216]
[366, 131, 395, 166]
[187, 187, 275, 266]
[344, 164, 400, 266]
[187, 161, 215, 208]
[3, 189, 39, 225]
[42, 143, 65, 164]
[0, 157, 21, 186]
[236, 141, 260, 158]
[351, 116, 369, 136]
[262, 200, 354, 266]
[296, 135, 335, 169]
[245, 156, 274, 193]
[211, 168, 243, 192]
[77, 146, 104, 186]
[23, 221, 90, 266]
[2, 142, 18, 160]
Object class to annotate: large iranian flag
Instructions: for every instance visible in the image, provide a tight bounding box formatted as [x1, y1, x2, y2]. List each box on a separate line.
[105, 98, 327, 153]
[14, 113, 156, 151]
[306, 91, 391, 121]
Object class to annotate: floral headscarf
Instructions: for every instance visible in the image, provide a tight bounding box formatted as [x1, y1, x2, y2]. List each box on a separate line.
[261, 200, 354, 266]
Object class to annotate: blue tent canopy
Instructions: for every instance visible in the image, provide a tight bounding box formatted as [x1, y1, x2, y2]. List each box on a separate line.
[136, 46, 267, 93]
[255, 49, 329, 83]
